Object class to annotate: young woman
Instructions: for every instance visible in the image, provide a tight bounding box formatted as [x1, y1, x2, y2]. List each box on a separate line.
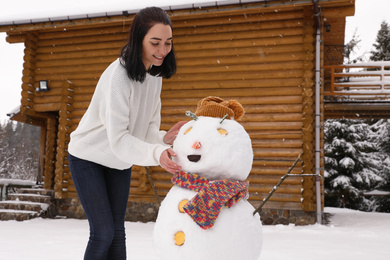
[68, 7, 185, 260]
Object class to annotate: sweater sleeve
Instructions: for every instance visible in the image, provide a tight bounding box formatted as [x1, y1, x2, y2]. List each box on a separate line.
[144, 97, 167, 145]
[103, 71, 168, 167]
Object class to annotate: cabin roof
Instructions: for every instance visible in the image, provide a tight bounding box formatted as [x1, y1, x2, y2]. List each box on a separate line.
[0, 0, 266, 26]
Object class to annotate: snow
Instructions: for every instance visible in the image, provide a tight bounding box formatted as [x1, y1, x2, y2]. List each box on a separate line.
[0, 0, 249, 25]
[332, 176, 351, 188]
[0, 207, 388, 260]
[0, 209, 38, 215]
[0, 179, 35, 186]
[171, 117, 253, 181]
[339, 157, 355, 169]
[362, 189, 390, 196]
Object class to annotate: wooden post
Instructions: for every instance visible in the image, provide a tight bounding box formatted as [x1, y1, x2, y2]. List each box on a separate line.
[42, 116, 57, 190]
[37, 125, 46, 184]
[54, 80, 74, 199]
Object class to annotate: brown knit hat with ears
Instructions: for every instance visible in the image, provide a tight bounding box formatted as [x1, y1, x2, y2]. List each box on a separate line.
[195, 96, 245, 121]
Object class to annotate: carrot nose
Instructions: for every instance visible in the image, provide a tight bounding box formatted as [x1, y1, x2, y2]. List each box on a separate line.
[192, 141, 201, 149]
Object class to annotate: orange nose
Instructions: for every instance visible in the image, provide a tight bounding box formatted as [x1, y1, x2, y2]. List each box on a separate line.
[192, 141, 201, 149]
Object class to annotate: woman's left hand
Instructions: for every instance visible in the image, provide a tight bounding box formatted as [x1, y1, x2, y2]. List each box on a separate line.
[160, 148, 181, 174]
[163, 121, 187, 145]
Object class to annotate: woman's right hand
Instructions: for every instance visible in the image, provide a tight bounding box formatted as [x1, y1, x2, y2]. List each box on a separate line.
[160, 148, 181, 174]
[163, 121, 187, 145]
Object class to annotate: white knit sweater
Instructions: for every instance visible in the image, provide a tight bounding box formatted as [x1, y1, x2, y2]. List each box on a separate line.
[68, 58, 169, 170]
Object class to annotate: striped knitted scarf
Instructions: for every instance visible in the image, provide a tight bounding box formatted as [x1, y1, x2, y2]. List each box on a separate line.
[172, 171, 249, 230]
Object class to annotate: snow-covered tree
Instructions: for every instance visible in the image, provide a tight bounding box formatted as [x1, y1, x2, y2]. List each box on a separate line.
[367, 120, 390, 212]
[344, 29, 364, 64]
[370, 21, 390, 61]
[324, 119, 389, 211]
[0, 120, 40, 181]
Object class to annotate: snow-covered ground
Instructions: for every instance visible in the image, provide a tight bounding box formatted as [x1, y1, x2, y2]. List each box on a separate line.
[0, 207, 389, 260]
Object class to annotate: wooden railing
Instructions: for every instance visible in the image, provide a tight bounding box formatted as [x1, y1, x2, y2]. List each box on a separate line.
[324, 62, 390, 101]
[0, 180, 35, 201]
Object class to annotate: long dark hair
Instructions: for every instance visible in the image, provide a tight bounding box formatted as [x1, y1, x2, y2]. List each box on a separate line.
[120, 7, 176, 82]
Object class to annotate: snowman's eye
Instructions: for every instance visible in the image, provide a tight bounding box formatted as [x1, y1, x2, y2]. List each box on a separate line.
[184, 127, 192, 135]
[217, 128, 228, 136]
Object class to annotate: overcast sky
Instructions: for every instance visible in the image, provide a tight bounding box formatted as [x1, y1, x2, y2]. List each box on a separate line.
[0, 0, 389, 121]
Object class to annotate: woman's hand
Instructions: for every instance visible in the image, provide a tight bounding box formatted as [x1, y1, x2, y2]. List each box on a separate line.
[160, 148, 181, 174]
[163, 121, 187, 145]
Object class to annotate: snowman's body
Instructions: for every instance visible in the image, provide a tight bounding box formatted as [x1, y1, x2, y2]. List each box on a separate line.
[153, 116, 262, 260]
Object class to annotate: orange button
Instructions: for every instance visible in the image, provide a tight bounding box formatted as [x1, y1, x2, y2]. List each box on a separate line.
[178, 199, 189, 213]
[174, 231, 185, 246]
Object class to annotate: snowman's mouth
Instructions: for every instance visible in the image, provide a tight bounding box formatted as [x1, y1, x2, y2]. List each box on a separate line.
[187, 155, 201, 162]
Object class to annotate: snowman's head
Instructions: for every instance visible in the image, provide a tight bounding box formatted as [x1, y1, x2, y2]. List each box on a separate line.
[172, 115, 253, 182]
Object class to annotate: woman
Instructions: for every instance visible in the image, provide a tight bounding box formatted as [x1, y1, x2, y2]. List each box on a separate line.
[68, 7, 185, 260]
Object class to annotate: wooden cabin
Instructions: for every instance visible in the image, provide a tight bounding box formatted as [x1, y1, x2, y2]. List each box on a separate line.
[0, 0, 355, 224]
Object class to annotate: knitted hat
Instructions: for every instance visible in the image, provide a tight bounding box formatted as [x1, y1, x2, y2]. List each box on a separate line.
[195, 96, 245, 121]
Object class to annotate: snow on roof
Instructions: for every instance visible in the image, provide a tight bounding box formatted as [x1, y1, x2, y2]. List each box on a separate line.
[0, 0, 264, 26]
[6, 106, 20, 118]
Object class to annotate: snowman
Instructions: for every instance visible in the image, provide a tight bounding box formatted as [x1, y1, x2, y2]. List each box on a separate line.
[153, 96, 263, 260]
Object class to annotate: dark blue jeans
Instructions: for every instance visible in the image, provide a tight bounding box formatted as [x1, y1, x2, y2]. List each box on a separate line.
[68, 154, 131, 260]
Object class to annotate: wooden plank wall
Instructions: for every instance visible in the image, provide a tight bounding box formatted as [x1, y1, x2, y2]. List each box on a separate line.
[5, 3, 325, 210]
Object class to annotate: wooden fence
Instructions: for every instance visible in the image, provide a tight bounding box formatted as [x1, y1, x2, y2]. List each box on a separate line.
[324, 62, 390, 101]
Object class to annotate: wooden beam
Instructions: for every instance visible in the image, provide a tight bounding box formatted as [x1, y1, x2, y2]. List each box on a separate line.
[325, 101, 390, 119]
[325, 102, 390, 111]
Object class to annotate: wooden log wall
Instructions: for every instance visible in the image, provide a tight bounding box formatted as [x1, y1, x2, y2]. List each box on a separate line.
[161, 6, 309, 211]
[3, 0, 355, 210]
[21, 33, 38, 115]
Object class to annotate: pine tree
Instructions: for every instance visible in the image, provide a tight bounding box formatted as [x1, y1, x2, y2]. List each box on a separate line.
[3, 121, 16, 177]
[370, 21, 390, 61]
[0, 122, 7, 177]
[0, 120, 40, 181]
[324, 119, 385, 211]
[344, 29, 364, 64]
[369, 120, 390, 212]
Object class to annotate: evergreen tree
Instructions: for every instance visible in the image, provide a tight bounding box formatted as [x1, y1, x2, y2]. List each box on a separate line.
[324, 119, 385, 211]
[373, 119, 390, 154]
[368, 120, 390, 212]
[2, 121, 16, 178]
[370, 21, 390, 61]
[0, 122, 7, 177]
[344, 29, 364, 64]
[0, 120, 40, 181]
